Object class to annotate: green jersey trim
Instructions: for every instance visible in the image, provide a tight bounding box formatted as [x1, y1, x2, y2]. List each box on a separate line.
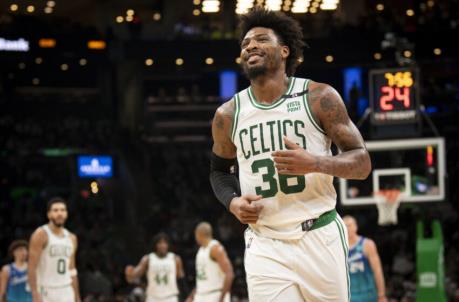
[230, 94, 241, 142]
[247, 77, 296, 110]
[302, 79, 326, 135]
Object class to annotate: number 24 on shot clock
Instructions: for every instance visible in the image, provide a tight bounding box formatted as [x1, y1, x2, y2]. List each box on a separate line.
[369, 67, 420, 124]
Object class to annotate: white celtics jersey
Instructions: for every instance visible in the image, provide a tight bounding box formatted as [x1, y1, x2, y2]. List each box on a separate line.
[232, 77, 337, 240]
[146, 252, 178, 299]
[196, 240, 225, 294]
[37, 225, 74, 287]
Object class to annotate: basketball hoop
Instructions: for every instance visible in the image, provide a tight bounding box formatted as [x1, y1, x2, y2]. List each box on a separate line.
[374, 189, 402, 226]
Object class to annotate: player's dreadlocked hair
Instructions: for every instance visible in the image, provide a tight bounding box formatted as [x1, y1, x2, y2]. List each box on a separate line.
[152, 232, 170, 250]
[238, 7, 306, 77]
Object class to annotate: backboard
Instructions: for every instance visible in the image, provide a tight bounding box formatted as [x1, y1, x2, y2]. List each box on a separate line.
[339, 137, 446, 205]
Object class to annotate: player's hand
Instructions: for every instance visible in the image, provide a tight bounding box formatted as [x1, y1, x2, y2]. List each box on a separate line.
[229, 194, 263, 224]
[124, 265, 135, 281]
[272, 136, 319, 175]
[378, 295, 388, 302]
[185, 297, 193, 302]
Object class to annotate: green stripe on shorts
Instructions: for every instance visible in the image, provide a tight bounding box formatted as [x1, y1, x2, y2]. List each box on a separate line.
[334, 218, 350, 302]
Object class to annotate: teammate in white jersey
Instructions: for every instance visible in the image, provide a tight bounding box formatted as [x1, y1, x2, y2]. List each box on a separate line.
[209, 7, 371, 302]
[28, 197, 80, 302]
[125, 233, 187, 302]
[186, 222, 233, 302]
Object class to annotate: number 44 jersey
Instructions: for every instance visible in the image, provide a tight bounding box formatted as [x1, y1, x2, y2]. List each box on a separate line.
[37, 225, 74, 287]
[147, 252, 179, 299]
[232, 77, 337, 240]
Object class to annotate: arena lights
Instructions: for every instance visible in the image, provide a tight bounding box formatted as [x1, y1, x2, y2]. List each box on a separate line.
[26, 5, 35, 13]
[44, 7, 53, 14]
[18, 62, 26, 69]
[126, 9, 135, 16]
[374, 52, 382, 60]
[291, 0, 310, 13]
[145, 58, 154, 66]
[47, 1, 56, 7]
[126, 15, 134, 22]
[376, 3, 384, 11]
[265, 0, 282, 11]
[433, 48, 441, 55]
[193, 9, 201, 16]
[235, 0, 338, 13]
[153, 13, 161, 21]
[35, 57, 43, 64]
[32, 78, 40, 85]
[236, 0, 255, 14]
[79, 58, 87, 66]
[91, 181, 99, 194]
[87, 40, 106, 50]
[427, 0, 434, 8]
[325, 55, 334, 63]
[320, 0, 339, 10]
[39, 38, 56, 48]
[406, 9, 415, 16]
[403, 50, 412, 58]
[176, 58, 184, 66]
[202, 0, 220, 13]
[235, 57, 242, 64]
[194, 0, 201, 4]
[10, 4, 18, 12]
[116, 16, 124, 23]
[61, 63, 69, 71]
[297, 56, 304, 63]
[205, 57, 214, 65]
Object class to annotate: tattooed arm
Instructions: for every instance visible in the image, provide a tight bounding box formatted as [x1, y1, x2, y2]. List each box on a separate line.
[211, 100, 237, 159]
[273, 82, 371, 180]
[210, 100, 263, 223]
[309, 82, 371, 179]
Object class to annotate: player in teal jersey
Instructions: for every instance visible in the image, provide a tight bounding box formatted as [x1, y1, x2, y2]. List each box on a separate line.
[0, 240, 32, 302]
[343, 216, 387, 302]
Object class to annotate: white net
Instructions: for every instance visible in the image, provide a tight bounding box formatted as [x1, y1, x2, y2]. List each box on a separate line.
[374, 190, 402, 226]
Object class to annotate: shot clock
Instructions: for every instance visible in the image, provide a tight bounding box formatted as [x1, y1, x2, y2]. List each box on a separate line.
[369, 68, 420, 125]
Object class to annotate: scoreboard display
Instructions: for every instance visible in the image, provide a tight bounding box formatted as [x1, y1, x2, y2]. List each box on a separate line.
[369, 68, 420, 125]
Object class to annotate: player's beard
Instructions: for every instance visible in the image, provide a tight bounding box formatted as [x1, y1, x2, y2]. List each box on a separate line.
[50, 218, 65, 228]
[243, 63, 268, 80]
[242, 52, 283, 80]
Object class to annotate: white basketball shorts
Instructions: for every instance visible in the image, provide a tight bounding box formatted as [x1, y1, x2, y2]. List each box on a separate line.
[244, 213, 350, 302]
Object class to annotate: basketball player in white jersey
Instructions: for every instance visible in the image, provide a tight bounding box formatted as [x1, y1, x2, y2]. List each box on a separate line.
[209, 7, 371, 302]
[125, 232, 187, 302]
[186, 222, 233, 302]
[28, 197, 80, 302]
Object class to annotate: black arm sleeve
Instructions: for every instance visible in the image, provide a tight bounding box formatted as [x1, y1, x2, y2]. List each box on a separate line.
[209, 152, 241, 210]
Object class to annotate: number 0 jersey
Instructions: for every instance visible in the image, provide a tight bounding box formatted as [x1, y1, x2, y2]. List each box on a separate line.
[146, 252, 179, 299]
[232, 77, 337, 240]
[37, 225, 74, 288]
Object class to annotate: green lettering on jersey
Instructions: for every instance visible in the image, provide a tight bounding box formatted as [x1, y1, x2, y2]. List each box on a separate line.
[239, 129, 250, 159]
[155, 273, 169, 285]
[266, 120, 276, 151]
[259, 123, 270, 153]
[249, 125, 260, 156]
[294, 120, 307, 149]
